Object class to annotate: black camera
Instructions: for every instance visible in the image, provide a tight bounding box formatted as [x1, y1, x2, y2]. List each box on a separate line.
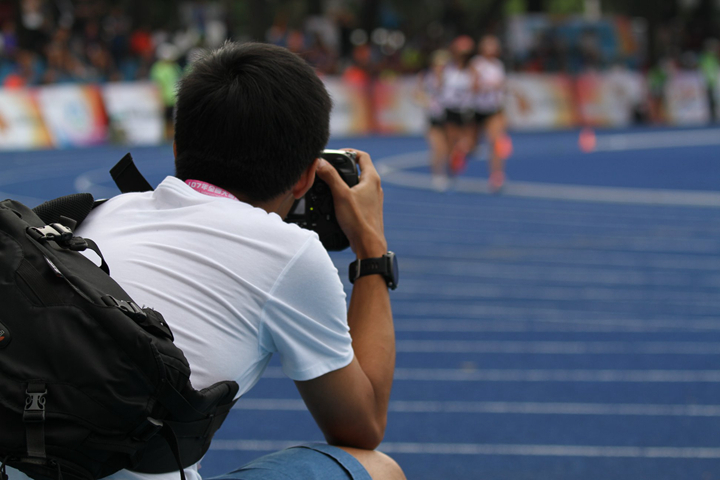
[285, 149, 359, 251]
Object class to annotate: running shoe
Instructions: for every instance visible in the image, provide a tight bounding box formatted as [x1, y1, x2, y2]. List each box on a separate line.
[449, 147, 468, 175]
[431, 174, 450, 192]
[488, 171, 505, 193]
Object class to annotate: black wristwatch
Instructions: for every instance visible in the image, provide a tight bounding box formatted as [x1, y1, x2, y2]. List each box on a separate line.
[348, 252, 398, 290]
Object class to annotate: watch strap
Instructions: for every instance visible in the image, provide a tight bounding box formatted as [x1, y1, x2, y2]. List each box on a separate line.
[349, 256, 388, 284]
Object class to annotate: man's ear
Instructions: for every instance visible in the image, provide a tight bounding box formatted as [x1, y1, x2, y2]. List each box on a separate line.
[291, 158, 321, 199]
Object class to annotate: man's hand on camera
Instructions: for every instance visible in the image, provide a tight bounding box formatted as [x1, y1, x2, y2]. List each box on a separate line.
[316, 149, 387, 259]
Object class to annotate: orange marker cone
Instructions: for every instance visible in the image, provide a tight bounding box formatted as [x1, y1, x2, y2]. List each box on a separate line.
[579, 127, 597, 153]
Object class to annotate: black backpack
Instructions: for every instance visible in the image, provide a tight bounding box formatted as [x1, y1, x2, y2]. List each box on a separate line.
[0, 158, 239, 480]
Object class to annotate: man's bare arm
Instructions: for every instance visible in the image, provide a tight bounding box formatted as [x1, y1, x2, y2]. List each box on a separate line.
[295, 150, 395, 450]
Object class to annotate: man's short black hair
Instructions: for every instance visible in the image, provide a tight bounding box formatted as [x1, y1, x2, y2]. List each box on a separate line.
[174, 42, 332, 202]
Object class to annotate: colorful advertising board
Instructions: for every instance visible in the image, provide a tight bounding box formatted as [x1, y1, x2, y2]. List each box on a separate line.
[102, 82, 164, 145]
[323, 76, 372, 137]
[373, 75, 425, 135]
[576, 69, 646, 127]
[505, 74, 576, 129]
[36, 84, 108, 148]
[0, 89, 52, 150]
[664, 72, 711, 125]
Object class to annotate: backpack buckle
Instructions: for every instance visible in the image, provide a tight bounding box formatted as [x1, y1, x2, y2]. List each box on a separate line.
[28, 224, 73, 243]
[24, 389, 47, 422]
[102, 295, 147, 320]
[27, 224, 89, 252]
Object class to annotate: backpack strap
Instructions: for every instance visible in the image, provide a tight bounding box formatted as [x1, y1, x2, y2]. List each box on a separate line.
[156, 424, 186, 480]
[32, 194, 95, 230]
[23, 382, 48, 460]
[27, 223, 110, 275]
[110, 153, 154, 193]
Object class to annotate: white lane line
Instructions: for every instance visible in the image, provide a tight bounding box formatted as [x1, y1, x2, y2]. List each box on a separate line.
[0, 191, 45, 205]
[385, 197, 720, 222]
[390, 217, 718, 247]
[210, 439, 720, 458]
[396, 340, 720, 355]
[74, 167, 123, 198]
[381, 443, 720, 458]
[392, 369, 720, 382]
[393, 318, 720, 333]
[401, 260, 713, 288]
[392, 282, 720, 307]
[261, 367, 720, 382]
[391, 303, 720, 324]
[390, 229, 720, 257]
[377, 151, 720, 208]
[0, 159, 106, 186]
[390, 228, 720, 255]
[594, 128, 720, 151]
[403, 248, 720, 272]
[386, 197, 720, 226]
[234, 398, 720, 417]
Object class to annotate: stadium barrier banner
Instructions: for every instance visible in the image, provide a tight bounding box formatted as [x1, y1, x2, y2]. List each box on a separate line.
[0, 89, 52, 150]
[322, 76, 372, 137]
[3, 69, 720, 152]
[664, 72, 711, 125]
[102, 82, 164, 145]
[373, 76, 425, 135]
[36, 84, 108, 148]
[576, 70, 646, 127]
[505, 74, 577, 130]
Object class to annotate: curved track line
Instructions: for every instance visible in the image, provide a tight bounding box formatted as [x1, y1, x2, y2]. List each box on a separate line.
[376, 151, 720, 208]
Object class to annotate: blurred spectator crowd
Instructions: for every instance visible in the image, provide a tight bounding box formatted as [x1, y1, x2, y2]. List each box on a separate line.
[0, 0, 719, 97]
[1, 0, 155, 86]
[0, 0, 430, 88]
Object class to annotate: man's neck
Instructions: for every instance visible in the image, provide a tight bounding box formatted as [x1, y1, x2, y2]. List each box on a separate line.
[228, 188, 294, 218]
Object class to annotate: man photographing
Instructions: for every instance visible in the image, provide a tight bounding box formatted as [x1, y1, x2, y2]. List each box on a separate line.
[61, 42, 402, 480]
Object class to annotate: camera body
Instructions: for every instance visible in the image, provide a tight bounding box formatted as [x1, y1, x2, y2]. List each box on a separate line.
[285, 149, 358, 251]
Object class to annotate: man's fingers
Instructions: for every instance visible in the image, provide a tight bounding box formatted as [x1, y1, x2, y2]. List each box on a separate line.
[341, 149, 379, 182]
[316, 159, 348, 193]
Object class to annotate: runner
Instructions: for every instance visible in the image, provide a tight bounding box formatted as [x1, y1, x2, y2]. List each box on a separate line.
[472, 34, 511, 193]
[441, 35, 478, 177]
[415, 49, 451, 191]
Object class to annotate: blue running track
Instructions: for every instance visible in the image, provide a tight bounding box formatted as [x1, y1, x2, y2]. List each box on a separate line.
[2, 126, 720, 480]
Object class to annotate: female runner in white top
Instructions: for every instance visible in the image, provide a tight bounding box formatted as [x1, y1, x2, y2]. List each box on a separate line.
[472, 34, 510, 192]
[415, 49, 452, 190]
[440, 35, 479, 177]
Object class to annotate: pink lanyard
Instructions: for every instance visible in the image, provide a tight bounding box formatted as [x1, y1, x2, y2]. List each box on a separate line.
[185, 179, 239, 201]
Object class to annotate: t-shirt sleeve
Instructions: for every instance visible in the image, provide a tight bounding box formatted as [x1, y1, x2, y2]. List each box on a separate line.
[258, 237, 353, 381]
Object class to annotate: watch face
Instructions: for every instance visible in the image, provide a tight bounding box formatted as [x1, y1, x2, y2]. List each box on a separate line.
[388, 251, 399, 289]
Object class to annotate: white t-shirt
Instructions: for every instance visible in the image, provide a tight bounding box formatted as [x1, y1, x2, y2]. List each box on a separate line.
[439, 63, 475, 111]
[8, 176, 354, 480]
[420, 71, 445, 119]
[472, 56, 505, 113]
